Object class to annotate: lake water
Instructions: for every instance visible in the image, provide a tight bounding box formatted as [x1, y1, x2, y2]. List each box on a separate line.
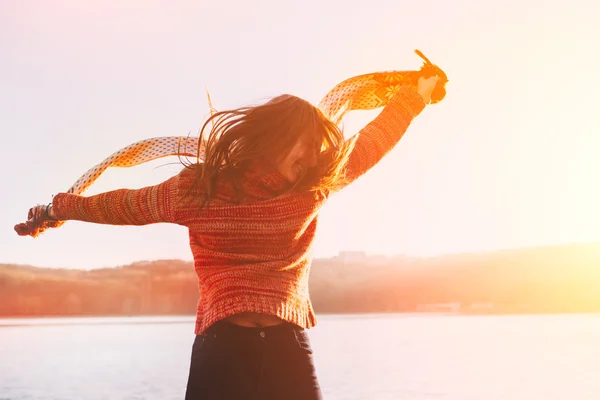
[1, 314, 600, 399]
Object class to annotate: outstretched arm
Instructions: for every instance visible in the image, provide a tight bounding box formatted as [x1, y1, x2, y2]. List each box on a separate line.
[48, 172, 183, 226]
[339, 77, 438, 188]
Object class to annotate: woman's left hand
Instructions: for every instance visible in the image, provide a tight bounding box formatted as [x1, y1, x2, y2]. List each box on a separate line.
[27, 204, 55, 224]
[15, 203, 61, 237]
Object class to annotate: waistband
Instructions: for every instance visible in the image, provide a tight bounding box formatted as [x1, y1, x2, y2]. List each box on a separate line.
[204, 319, 303, 340]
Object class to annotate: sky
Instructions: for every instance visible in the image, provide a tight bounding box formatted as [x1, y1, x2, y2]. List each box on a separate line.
[1, 0, 599, 269]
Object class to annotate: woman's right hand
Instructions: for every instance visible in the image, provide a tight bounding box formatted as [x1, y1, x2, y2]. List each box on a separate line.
[417, 76, 441, 104]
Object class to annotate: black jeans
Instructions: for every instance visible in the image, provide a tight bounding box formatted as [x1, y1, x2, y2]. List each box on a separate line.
[184, 321, 323, 400]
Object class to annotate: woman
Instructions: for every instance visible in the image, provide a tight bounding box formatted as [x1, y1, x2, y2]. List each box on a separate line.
[28, 75, 440, 399]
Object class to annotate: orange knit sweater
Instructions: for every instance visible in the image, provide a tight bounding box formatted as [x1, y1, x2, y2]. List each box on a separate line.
[52, 86, 426, 334]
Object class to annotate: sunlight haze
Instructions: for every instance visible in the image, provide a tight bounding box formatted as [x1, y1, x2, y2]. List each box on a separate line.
[2, 0, 599, 269]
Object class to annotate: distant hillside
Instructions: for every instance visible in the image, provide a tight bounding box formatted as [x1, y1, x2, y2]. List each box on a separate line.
[2, 243, 600, 317]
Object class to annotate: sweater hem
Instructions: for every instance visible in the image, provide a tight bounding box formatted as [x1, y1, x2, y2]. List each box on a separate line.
[194, 296, 317, 335]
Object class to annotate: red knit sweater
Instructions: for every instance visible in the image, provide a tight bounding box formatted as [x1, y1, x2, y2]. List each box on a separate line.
[52, 86, 426, 334]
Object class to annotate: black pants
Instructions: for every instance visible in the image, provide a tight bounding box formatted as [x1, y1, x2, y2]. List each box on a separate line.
[184, 321, 323, 400]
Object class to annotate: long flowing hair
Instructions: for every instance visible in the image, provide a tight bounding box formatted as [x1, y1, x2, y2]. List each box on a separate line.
[182, 94, 354, 207]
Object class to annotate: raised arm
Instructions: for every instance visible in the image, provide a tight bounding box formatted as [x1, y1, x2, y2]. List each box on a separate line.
[49, 172, 183, 226]
[338, 76, 440, 189]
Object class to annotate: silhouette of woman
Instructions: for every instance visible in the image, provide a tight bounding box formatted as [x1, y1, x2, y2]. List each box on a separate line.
[24, 73, 442, 399]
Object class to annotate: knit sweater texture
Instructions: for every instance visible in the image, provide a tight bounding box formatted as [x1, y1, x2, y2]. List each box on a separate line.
[52, 86, 425, 334]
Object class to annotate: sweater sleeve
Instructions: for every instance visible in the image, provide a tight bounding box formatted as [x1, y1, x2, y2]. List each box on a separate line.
[339, 85, 426, 189]
[51, 172, 183, 226]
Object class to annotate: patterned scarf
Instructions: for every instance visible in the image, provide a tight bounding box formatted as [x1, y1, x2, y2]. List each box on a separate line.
[15, 50, 447, 237]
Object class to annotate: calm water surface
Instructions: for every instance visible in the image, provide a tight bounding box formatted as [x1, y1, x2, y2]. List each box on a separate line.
[1, 314, 600, 399]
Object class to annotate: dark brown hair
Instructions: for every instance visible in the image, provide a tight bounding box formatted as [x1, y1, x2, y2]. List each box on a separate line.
[182, 94, 354, 207]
